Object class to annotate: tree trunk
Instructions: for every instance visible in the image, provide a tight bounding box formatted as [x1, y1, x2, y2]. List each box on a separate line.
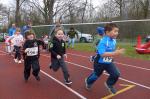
[15, 0, 20, 26]
[43, 0, 55, 24]
[81, 0, 88, 23]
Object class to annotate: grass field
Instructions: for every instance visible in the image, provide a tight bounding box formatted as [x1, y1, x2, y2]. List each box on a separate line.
[73, 43, 150, 60]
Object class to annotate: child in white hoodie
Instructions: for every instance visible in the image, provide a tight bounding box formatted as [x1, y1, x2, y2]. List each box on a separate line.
[11, 28, 24, 63]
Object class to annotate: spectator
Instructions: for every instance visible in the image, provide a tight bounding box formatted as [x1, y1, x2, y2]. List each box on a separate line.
[67, 27, 78, 48]
[8, 23, 16, 36]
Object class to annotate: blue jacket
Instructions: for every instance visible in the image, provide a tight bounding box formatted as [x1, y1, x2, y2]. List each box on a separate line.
[97, 36, 116, 64]
[8, 27, 16, 36]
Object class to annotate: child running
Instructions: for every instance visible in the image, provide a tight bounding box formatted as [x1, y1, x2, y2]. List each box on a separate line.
[5, 36, 14, 55]
[49, 28, 72, 85]
[85, 23, 125, 94]
[11, 28, 24, 63]
[23, 31, 44, 82]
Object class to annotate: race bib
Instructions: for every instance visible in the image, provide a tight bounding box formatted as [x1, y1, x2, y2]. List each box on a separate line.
[103, 57, 113, 63]
[26, 47, 38, 56]
[62, 43, 65, 47]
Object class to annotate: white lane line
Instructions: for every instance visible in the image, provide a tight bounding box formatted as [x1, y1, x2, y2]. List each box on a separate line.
[67, 53, 150, 71]
[40, 70, 87, 99]
[41, 54, 150, 90]
[1, 50, 150, 90]
[0, 50, 87, 99]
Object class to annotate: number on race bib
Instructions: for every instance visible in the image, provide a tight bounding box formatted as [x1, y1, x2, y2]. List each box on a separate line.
[26, 47, 38, 56]
[103, 57, 113, 63]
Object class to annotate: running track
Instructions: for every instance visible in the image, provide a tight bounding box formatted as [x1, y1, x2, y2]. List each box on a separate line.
[0, 43, 150, 99]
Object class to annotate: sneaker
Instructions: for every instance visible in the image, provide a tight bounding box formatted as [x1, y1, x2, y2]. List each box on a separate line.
[14, 59, 18, 63]
[18, 60, 22, 64]
[35, 76, 40, 81]
[49, 66, 52, 69]
[104, 82, 117, 94]
[24, 78, 28, 83]
[65, 80, 72, 85]
[85, 78, 92, 90]
[21, 59, 24, 62]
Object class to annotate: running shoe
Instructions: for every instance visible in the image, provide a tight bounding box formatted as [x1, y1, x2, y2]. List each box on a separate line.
[14, 59, 18, 63]
[65, 79, 72, 85]
[18, 60, 22, 64]
[85, 78, 92, 90]
[104, 82, 117, 94]
[35, 76, 40, 81]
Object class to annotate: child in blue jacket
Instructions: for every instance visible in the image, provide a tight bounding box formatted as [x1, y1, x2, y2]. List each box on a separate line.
[85, 23, 125, 94]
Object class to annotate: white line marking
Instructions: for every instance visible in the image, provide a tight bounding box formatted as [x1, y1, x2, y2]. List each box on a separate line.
[40, 70, 87, 99]
[41, 54, 150, 90]
[0, 50, 150, 90]
[0, 50, 87, 99]
[67, 53, 150, 71]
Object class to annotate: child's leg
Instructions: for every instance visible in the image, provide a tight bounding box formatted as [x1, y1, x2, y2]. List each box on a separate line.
[18, 47, 21, 61]
[31, 59, 40, 77]
[24, 59, 31, 80]
[59, 58, 70, 81]
[50, 58, 60, 71]
[7, 45, 11, 53]
[14, 46, 18, 59]
[104, 63, 120, 86]
[86, 62, 104, 85]
[46, 44, 48, 51]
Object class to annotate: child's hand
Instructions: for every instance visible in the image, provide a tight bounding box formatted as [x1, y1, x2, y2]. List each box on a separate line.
[115, 48, 125, 55]
[24, 49, 28, 53]
[64, 54, 67, 59]
[57, 55, 61, 59]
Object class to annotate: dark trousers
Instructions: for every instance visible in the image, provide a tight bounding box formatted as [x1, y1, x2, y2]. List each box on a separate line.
[14, 46, 21, 60]
[24, 58, 40, 79]
[51, 57, 70, 81]
[87, 61, 120, 86]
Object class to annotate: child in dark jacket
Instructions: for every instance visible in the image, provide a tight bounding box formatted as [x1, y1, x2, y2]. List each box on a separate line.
[49, 29, 72, 85]
[23, 31, 44, 82]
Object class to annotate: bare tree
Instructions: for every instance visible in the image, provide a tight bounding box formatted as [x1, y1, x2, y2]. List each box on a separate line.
[15, 0, 27, 26]
[139, 0, 150, 18]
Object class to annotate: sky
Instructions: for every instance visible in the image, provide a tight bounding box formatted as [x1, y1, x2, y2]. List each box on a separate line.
[0, 0, 107, 7]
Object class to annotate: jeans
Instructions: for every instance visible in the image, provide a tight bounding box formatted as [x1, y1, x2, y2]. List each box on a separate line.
[87, 61, 120, 86]
[68, 38, 75, 48]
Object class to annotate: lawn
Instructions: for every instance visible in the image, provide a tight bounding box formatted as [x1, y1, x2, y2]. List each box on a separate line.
[73, 42, 150, 60]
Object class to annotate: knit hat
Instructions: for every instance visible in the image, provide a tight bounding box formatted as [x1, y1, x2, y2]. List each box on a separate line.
[96, 27, 105, 35]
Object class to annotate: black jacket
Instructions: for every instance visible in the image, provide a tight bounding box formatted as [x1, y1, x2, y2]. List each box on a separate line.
[50, 37, 66, 59]
[23, 39, 44, 60]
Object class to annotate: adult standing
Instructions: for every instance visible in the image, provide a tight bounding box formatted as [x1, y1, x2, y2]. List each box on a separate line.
[67, 27, 78, 48]
[8, 23, 16, 36]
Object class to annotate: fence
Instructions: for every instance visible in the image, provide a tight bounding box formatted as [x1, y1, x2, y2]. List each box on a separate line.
[32, 19, 150, 44]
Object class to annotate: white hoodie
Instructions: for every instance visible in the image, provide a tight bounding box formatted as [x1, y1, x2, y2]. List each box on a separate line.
[12, 34, 24, 46]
